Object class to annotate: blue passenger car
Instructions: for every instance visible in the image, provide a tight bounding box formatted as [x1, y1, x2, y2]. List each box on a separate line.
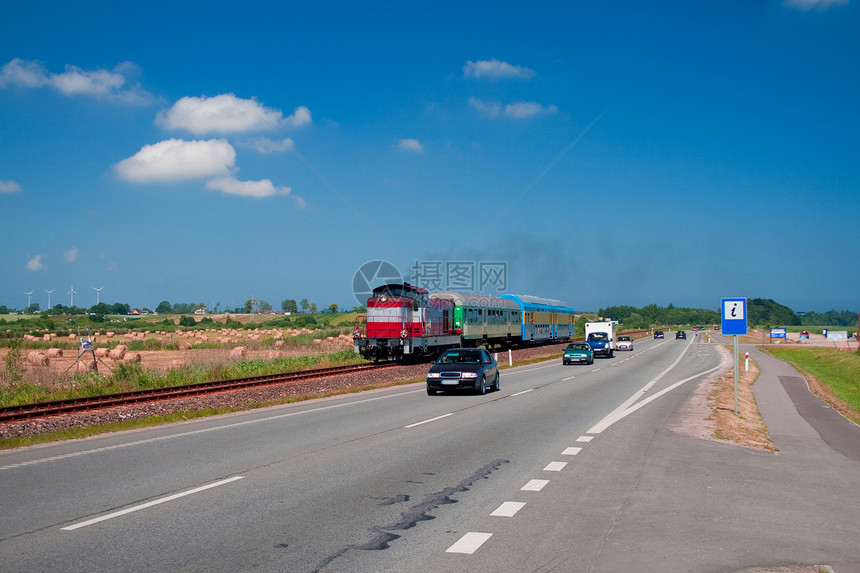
[500, 294, 575, 343]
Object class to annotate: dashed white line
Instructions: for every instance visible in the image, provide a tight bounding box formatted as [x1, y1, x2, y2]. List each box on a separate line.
[511, 389, 534, 397]
[543, 461, 567, 472]
[447, 532, 493, 554]
[521, 479, 550, 492]
[62, 476, 245, 531]
[562, 447, 582, 456]
[577, 435, 593, 442]
[490, 501, 526, 517]
[404, 413, 453, 428]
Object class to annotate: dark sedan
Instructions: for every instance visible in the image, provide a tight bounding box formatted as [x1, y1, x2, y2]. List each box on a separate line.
[426, 348, 500, 395]
[676, 330, 686, 339]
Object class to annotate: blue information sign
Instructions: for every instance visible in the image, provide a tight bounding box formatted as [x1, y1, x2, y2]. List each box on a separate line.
[770, 328, 787, 339]
[721, 298, 748, 335]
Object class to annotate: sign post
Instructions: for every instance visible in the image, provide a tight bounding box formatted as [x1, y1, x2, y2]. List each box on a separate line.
[721, 298, 748, 415]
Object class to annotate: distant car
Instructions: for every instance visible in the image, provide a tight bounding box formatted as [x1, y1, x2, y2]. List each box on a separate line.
[676, 330, 686, 339]
[426, 348, 499, 395]
[563, 342, 594, 365]
[799, 331, 810, 339]
[616, 335, 633, 351]
[654, 330, 664, 339]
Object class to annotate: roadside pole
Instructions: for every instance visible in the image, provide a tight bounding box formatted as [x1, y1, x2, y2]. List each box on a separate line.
[721, 298, 748, 417]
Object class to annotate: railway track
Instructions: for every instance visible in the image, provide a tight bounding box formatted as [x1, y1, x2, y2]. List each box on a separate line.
[0, 362, 398, 423]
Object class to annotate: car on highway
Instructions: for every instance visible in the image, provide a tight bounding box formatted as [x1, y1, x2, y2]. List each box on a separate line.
[676, 330, 686, 339]
[563, 342, 594, 365]
[654, 330, 664, 339]
[426, 348, 499, 395]
[616, 335, 633, 351]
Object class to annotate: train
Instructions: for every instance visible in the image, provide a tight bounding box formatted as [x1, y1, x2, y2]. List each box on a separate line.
[352, 282, 576, 361]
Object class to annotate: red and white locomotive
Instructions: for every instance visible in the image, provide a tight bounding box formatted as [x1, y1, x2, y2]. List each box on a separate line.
[352, 283, 460, 361]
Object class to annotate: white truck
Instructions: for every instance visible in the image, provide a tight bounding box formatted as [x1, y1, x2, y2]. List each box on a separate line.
[585, 320, 618, 358]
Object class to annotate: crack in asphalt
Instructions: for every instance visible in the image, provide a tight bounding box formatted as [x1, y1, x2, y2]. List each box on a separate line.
[311, 459, 509, 572]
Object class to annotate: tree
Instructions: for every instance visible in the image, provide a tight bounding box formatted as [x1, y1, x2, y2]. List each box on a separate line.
[244, 299, 257, 314]
[308, 302, 317, 314]
[156, 301, 171, 314]
[258, 300, 272, 312]
[178, 315, 196, 327]
[328, 303, 339, 314]
[281, 299, 298, 314]
[300, 298, 309, 313]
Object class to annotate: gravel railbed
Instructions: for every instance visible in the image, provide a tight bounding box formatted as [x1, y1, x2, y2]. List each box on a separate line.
[0, 343, 566, 440]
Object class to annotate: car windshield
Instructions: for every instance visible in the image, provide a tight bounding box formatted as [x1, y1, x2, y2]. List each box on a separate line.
[619, 336, 630, 341]
[567, 343, 589, 350]
[587, 333, 608, 341]
[440, 351, 482, 364]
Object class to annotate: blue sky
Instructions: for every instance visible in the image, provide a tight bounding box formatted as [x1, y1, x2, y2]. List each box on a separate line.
[1, 0, 858, 315]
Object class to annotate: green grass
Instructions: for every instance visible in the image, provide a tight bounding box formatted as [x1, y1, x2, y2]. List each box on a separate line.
[767, 347, 860, 423]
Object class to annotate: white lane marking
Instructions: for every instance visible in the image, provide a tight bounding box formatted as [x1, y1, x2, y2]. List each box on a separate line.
[586, 337, 699, 435]
[543, 461, 567, 472]
[404, 413, 453, 428]
[562, 375, 577, 381]
[490, 501, 526, 517]
[62, 476, 244, 531]
[591, 368, 601, 372]
[577, 436, 593, 442]
[588, 362, 724, 434]
[447, 532, 493, 554]
[511, 389, 534, 397]
[562, 447, 582, 456]
[2, 389, 425, 472]
[521, 479, 549, 491]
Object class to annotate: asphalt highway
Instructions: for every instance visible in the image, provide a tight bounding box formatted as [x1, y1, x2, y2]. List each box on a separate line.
[1, 333, 858, 572]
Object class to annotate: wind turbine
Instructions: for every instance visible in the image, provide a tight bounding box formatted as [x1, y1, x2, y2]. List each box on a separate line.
[67, 285, 78, 308]
[44, 289, 55, 310]
[93, 286, 103, 305]
[24, 290, 33, 310]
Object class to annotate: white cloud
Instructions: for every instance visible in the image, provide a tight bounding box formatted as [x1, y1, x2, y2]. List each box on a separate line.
[0, 58, 154, 104]
[242, 136, 296, 154]
[26, 255, 44, 271]
[205, 175, 294, 200]
[464, 58, 535, 80]
[397, 138, 424, 152]
[469, 97, 557, 119]
[64, 247, 79, 263]
[504, 101, 558, 119]
[783, 0, 848, 10]
[0, 180, 22, 193]
[469, 97, 503, 116]
[115, 139, 236, 182]
[156, 94, 312, 135]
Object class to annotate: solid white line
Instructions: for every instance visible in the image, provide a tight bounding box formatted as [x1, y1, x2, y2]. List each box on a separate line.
[62, 476, 245, 531]
[511, 389, 534, 396]
[491, 501, 526, 517]
[588, 362, 723, 434]
[543, 461, 567, 472]
[562, 447, 582, 455]
[446, 532, 493, 554]
[404, 413, 453, 428]
[521, 479, 549, 491]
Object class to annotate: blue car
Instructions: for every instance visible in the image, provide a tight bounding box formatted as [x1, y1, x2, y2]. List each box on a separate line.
[563, 342, 594, 365]
[426, 348, 500, 395]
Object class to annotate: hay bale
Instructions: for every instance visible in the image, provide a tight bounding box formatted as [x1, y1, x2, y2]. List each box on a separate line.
[27, 352, 49, 366]
[46, 348, 64, 358]
[230, 346, 247, 359]
[179, 341, 193, 350]
[109, 347, 126, 360]
[122, 353, 141, 364]
[95, 347, 110, 357]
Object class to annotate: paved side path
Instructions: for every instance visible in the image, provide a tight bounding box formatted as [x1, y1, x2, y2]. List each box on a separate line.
[593, 344, 860, 573]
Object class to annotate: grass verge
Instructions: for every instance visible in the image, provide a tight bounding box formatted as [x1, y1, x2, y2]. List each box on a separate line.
[706, 356, 776, 451]
[763, 347, 860, 425]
